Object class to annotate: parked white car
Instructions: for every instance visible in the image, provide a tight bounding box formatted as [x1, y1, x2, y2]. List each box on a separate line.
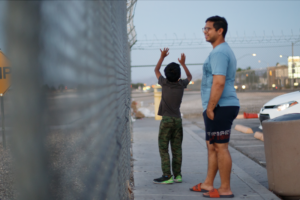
[259, 91, 300, 129]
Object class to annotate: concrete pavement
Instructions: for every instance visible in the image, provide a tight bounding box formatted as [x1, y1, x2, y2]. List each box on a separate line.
[132, 118, 280, 200]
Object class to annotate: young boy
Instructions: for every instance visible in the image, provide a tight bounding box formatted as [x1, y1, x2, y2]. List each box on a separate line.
[153, 48, 192, 184]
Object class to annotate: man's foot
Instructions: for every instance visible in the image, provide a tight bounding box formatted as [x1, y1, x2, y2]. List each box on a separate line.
[203, 188, 234, 198]
[174, 175, 182, 183]
[190, 183, 213, 192]
[153, 175, 174, 184]
[217, 188, 233, 196]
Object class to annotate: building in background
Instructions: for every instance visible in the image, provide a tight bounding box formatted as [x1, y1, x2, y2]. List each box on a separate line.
[267, 64, 288, 89]
[275, 64, 289, 88]
[235, 68, 267, 91]
[235, 65, 291, 91]
[267, 66, 276, 89]
[255, 68, 268, 89]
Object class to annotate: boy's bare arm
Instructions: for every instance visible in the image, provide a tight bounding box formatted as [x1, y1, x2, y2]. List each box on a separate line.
[178, 53, 192, 81]
[155, 48, 169, 80]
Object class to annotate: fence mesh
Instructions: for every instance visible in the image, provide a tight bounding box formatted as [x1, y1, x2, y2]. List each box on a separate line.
[1, 1, 132, 199]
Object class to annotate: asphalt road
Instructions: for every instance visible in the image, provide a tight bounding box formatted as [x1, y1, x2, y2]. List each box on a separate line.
[232, 119, 266, 165]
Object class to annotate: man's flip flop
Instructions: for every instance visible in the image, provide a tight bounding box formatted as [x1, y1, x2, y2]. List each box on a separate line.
[203, 188, 234, 198]
[189, 183, 209, 192]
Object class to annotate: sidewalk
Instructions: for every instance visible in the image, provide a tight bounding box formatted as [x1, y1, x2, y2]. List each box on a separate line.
[132, 118, 280, 200]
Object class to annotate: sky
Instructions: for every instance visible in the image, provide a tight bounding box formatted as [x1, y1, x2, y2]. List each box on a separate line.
[131, 0, 300, 85]
[0, 1, 299, 86]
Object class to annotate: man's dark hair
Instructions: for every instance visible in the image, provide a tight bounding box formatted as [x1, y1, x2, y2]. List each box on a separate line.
[164, 62, 181, 82]
[206, 16, 228, 38]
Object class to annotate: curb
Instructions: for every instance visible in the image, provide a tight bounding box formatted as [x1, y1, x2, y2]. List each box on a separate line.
[254, 131, 264, 141]
[235, 114, 244, 119]
[234, 124, 253, 134]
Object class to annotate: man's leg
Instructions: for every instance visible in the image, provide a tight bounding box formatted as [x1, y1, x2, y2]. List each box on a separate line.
[214, 142, 233, 195]
[158, 118, 172, 176]
[170, 118, 183, 177]
[201, 141, 218, 191]
[202, 106, 237, 195]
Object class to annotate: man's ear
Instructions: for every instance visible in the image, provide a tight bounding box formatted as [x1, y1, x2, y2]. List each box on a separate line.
[217, 28, 224, 36]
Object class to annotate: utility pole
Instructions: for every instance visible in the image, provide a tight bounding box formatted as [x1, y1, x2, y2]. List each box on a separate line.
[292, 42, 294, 90]
[291, 40, 300, 90]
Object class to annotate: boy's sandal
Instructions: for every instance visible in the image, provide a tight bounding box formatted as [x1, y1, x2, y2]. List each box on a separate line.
[189, 183, 209, 192]
[203, 188, 234, 198]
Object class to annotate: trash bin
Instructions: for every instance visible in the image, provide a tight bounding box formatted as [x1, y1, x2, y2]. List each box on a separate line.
[262, 113, 300, 200]
[153, 85, 162, 120]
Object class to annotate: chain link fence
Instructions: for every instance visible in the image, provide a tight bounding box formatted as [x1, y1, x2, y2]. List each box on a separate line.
[0, 1, 132, 199]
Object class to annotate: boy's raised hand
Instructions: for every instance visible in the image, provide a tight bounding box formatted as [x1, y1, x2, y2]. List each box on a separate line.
[178, 53, 192, 82]
[160, 48, 169, 58]
[155, 48, 169, 79]
[178, 53, 186, 65]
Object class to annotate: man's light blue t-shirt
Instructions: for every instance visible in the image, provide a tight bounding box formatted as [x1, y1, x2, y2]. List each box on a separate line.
[201, 42, 240, 111]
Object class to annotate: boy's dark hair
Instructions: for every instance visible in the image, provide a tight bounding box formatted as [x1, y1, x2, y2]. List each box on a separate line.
[206, 16, 228, 38]
[164, 62, 181, 82]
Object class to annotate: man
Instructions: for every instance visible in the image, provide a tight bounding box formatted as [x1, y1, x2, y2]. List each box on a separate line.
[189, 16, 240, 198]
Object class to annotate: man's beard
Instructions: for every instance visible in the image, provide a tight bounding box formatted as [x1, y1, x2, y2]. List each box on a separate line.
[206, 36, 216, 43]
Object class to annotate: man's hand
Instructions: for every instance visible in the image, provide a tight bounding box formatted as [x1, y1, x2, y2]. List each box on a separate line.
[206, 109, 214, 120]
[178, 53, 186, 65]
[160, 48, 169, 58]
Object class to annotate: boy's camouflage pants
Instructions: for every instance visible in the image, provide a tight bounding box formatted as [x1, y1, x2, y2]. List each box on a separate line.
[158, 116, 183, 177]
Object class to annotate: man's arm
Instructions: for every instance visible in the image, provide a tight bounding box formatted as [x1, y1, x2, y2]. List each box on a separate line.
[178, 53, 192, 81]
[206, 75, 226, 120]
[155, 48, 169, 79]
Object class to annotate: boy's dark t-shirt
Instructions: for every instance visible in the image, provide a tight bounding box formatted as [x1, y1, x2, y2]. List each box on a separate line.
[158, 75, 189, 118]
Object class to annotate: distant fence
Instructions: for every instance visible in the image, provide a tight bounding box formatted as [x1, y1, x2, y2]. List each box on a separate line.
[1, 1, 132, 200]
